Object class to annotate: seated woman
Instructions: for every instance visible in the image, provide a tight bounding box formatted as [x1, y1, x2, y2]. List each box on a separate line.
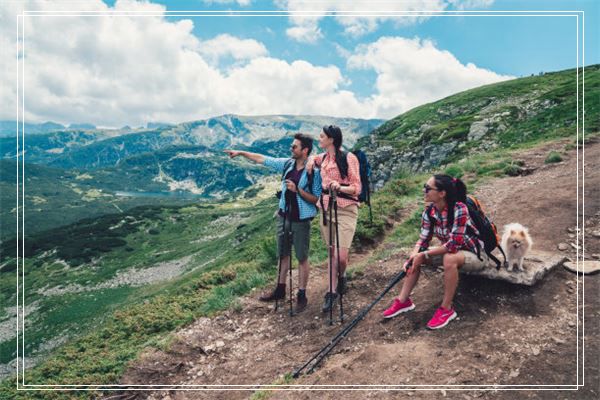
[382, 174, 489, 330]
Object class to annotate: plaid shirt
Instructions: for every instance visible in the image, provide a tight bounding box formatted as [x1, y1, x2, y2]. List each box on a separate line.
[316, 152, 362, 211]
[416, 201, 484, 254]
[263, 157, 322, 220]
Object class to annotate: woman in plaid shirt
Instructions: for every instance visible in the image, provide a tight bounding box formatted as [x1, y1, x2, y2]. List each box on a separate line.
[382, 174, 489, 330]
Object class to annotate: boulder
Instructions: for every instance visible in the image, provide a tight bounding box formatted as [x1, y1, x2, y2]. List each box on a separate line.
[557, 243, 569, 251]
[563, 260, 600, 275]
[459, 251, 567, 285]
[468, 119, 491, 141]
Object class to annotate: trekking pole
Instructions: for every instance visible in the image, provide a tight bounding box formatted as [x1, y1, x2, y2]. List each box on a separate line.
[333, 190, 343, 323]
[274, 256, 283, 312]
[275, 200, 288, 312]
[292, 254, 422, 378]
[287, 202, 294, 317]
[328, 184, 335, 326]
[368, 188, 373, 224]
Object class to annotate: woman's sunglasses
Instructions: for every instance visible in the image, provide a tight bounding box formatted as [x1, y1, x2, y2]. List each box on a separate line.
[423, 184, 440, 193]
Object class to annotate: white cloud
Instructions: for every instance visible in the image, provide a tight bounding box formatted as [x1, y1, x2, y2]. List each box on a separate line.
[286, 23, 323, 44]
[196, 34, 268, 65]
[0, 0, 365, 126]
[222, 57, 363, 117]
[347, 36, 514, 118]
[278, 0, 495, 40]
[203, 0, 252, 6]
[447, 0, 495, 10]
[0, 1, 511, 127]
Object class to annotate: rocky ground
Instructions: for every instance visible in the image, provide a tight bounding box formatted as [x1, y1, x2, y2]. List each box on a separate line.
[114, 139, 599, 400]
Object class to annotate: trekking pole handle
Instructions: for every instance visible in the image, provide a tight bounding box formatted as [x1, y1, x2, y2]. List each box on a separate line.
[329, 182, 337, 202]
[402, 246, 428, 273]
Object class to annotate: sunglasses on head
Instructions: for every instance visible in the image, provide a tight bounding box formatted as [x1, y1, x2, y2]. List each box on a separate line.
[423, 184, 440, 193]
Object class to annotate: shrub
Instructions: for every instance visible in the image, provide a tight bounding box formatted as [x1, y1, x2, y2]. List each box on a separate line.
[194, 267, 237, 289]
[503, 163, 522, 176]
[259, 236, 278, 269]
[444, 164, 464, 178]
[545, 151, 563, 164]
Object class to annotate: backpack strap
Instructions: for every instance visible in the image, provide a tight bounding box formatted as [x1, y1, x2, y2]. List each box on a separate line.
[495, 245, 508, 269]
[306, 170, 314, 194]
[281, 158, 294, 181]
[466, 225, 484, 262]
[487, 252, 503, 270]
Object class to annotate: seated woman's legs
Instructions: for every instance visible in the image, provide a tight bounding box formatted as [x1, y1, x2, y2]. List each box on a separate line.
[441, 252, 465, 309]
[398, 267, 421, 303]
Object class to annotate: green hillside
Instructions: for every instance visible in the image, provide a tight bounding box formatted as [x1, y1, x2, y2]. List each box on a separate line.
[358, 65, 598, 184]
[0, 160, 211, 240]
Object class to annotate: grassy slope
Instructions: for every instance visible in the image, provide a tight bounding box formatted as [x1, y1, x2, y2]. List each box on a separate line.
[357, 65, 599, 160]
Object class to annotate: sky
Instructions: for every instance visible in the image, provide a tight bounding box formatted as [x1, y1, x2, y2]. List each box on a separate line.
[0, 0, 597, 128]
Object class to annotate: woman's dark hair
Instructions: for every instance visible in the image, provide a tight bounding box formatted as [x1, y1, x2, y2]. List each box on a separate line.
[433, 174, 467, 228]
[294, 133, 313, 155]
[323, 125, 348, 178]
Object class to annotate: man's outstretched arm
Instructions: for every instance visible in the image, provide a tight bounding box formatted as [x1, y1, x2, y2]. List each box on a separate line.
[224, 150, 265, 164]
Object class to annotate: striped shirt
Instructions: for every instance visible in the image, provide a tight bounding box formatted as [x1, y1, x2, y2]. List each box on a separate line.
[263, 157, 322, 220]
[316, 152, 362, 210]
[416, 201, 484, 254]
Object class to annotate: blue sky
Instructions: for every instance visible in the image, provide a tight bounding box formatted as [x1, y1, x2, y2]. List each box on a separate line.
[143, 0, 598, 76]
[1, 0, 597, 127]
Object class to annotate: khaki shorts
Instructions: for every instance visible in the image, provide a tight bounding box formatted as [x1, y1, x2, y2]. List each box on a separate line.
[427, 250, 490, 272]
[319, 204, 358, 249]
[276, 216, 311, 261]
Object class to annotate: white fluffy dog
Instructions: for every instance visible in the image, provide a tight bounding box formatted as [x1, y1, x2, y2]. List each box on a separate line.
[501, 223, 533, 272]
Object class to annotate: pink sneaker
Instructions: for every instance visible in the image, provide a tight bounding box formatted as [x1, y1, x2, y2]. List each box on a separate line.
[383, 298, 415, 318]
[427, 306, 457, 330]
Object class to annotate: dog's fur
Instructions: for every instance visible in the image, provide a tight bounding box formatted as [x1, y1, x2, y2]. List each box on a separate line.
[501, 223, 533, 272]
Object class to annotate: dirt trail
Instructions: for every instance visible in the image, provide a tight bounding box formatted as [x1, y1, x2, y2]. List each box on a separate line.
[116, 139, 600, 400]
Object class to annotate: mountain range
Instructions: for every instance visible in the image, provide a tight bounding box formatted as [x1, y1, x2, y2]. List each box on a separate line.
[0, 115, 383, 239]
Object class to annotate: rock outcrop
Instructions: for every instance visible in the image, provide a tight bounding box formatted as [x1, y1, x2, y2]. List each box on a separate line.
[460, 250, 567, 285]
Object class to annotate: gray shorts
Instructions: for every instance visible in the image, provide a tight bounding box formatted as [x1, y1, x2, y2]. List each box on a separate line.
[276, 216, 311, 261]
[427, 250, 490, 272]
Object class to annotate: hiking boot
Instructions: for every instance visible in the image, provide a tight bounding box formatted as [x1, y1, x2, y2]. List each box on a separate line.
[321, 292, 338, 313]
[382, 298, 415, 319]
[259, 284, 285, 302]
[296, 292, 308, 313]
[336, 276, 348, 295]
[426, 306, 457, 330]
